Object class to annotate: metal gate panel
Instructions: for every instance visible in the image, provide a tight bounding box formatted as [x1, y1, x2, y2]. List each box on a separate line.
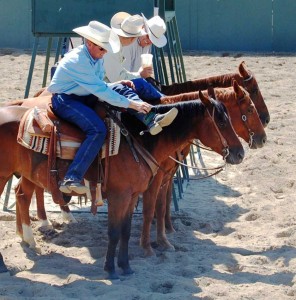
[273, 0, 296, 52]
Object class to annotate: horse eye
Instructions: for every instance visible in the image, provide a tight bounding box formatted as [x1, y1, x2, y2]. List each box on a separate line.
[217, 118, 227, 128]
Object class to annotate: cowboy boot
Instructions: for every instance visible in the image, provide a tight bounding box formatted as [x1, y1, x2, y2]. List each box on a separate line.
[143, 107, 178, 135]
[59, 179, 89, 195]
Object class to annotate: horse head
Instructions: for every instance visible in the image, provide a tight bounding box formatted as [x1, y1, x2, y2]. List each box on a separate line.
[197, 90, 244, 165]
[231, 80, 267, 149]
[238, 61, 270, 127]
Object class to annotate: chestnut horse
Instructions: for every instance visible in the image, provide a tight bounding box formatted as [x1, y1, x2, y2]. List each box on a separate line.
[140, 81, 267, 256]
[8, 61, 267, 225]
[0, 93, 244, 279]
[148, 61, 270, 127]
[6, 78, 265, 229]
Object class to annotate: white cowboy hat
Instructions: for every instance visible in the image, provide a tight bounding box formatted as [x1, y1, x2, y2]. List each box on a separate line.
[142, 14, 167, 48]
[110, 12, 146, 38]
[73, 21, 120, 53]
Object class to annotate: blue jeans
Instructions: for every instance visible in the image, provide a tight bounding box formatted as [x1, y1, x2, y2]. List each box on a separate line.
[52, 93, 107, 182]
[131, 78, 164, 102]
[110, 81, 157, 125]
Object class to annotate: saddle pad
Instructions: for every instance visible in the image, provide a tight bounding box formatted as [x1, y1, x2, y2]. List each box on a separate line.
[17, 108, 121, 159]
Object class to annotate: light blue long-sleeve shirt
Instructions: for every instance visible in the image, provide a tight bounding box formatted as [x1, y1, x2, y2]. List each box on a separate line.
[48, 45, 130, 108]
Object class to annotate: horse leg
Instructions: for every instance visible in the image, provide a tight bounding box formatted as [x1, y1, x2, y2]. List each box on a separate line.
[35, 186, 51, 227]
[104, 199, 123, 279]
[155, 180, 175, 251]
[117, 196, 139, 276]
[35, 186, 77, 224]
[59, 202, 77, 223]
[165, 178, 176, 234]
[0, 176, 10, 194]
[141, 173, 164, 257]
[15, 178, 36, 248]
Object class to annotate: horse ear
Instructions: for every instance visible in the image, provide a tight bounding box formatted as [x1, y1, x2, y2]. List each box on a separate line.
[232, 80, 244, 98]
[207, 85, 216, 99]
[238, 61, 250, 79]
[199, 90, 211, 107]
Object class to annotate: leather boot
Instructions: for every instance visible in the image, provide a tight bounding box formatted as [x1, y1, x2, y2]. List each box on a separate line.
[147, 107, 178, 135]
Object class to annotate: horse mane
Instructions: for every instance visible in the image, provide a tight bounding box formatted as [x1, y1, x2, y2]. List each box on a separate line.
[196, 72, 243, 88]
[121, 99, 226, 152]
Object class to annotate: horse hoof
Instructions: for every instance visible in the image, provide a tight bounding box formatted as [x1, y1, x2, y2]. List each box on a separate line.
[39, 220, 52, 228]
[157, 241, 175, 252]
[121, 266, 134, 276]
[165, 245, 175, 252]
[106, 271, 120, 280]
[166, 227, 176, 234]
[143, 248, 156, 257]
[33, 246, 42, 254]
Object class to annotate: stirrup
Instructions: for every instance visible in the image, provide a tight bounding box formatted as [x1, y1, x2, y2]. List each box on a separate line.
[140, 122, 163, 136]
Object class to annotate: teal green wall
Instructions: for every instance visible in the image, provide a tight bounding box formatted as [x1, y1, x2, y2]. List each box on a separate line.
[32, 0, 154, 35]
[1, 0, 296, 52]
[0, 0, 34, 49]
[175, 0, 296, 52]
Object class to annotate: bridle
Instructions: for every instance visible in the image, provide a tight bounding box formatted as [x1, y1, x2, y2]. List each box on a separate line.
[168, 104, 230, 180]
[206, 105, 230, 161]
[243, 74, 259, 102]
[236, 90, 256, 148]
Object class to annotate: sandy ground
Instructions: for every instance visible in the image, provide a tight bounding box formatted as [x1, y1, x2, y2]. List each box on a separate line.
[0, 48, 296, 299]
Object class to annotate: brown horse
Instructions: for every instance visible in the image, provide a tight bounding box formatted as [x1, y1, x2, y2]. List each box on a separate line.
[140, 81, 267, 256]
[13, 61, 268, 223]
[25, 61, 270, 127]
[7, 77, 265, 229]
[6, 80, 266, 252]
[0, 93, 244, 279]
[148, 61, 270, 127]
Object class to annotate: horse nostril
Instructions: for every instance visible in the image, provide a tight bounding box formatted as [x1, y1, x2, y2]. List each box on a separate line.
[238, 150, 245, 161]
[262, 136, 267, 144]
[263, 115, 270, 127]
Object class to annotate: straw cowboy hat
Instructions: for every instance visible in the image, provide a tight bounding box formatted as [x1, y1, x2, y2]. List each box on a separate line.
[142, 14, 167, 48]
[110, 12, 146, 38]
[73, 21, 120, 53]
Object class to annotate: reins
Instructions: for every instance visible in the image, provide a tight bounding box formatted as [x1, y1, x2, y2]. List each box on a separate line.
[167, 103, 229, 181]
[206, 106, 230, 160]
[237, 91, 255, 148]
[104, 101, 229, 183]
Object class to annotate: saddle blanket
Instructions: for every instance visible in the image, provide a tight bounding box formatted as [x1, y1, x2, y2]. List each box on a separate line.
[17, 107, 121, 159]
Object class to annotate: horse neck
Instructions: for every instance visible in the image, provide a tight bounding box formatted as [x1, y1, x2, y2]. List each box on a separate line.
[160, 92, 199, 104]
[161, 73, 243, 95]
[193, 73, 243, 89]
[208, 87, 235, 105]
[147, 103, 203, 163]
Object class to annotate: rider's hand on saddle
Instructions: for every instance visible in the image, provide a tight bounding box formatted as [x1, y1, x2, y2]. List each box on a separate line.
[128, 100, 152, 114]
[139, 66, 153, 78]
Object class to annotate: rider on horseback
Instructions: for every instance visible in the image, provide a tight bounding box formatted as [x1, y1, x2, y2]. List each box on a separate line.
[47, 18, 178, 195]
